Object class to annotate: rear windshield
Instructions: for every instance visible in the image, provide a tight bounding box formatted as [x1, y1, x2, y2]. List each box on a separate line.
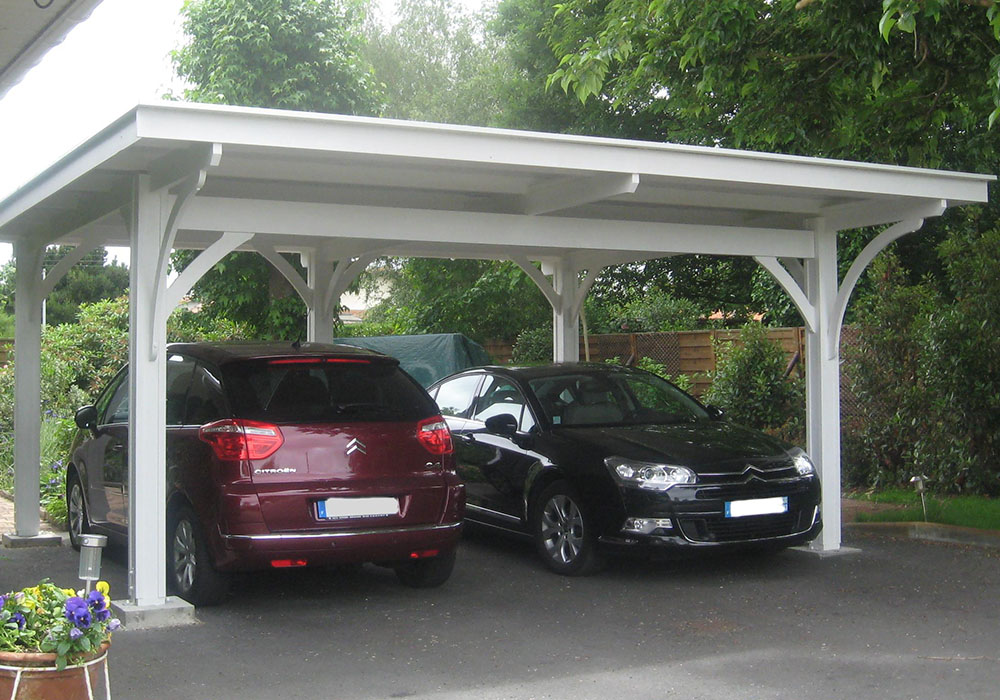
[220, 358, 439, 423]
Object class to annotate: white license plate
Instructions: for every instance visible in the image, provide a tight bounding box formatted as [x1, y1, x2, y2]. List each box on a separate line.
[725, 496, 788, 518]
[317, 497, 399, 520]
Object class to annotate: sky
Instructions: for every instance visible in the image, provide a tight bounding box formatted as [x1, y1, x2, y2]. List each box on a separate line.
[0, 0, 454, 266]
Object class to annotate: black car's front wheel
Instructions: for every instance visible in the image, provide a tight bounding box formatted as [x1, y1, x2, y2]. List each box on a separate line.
[66, 473, 91, 552]
[167, 505, 229, 606]
[530, 481, 605, 576]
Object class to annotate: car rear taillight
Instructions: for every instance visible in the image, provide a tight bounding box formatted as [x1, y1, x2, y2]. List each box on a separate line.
[199, 419, 284, 461]
[416, 416, 453, 455]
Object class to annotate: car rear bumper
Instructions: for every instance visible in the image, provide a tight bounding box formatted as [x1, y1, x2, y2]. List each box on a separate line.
[215, 521, 463, 571]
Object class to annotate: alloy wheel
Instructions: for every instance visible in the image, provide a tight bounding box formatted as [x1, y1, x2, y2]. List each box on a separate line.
[172, 519, 197, 593]
[68, 482, 85, 543]
[540, 494, 585, 565]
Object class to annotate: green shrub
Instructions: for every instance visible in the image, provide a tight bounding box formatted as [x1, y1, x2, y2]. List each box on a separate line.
[843, 232, 1000, 497]
[703, 322, 804, 445]
[511, 326, 552, 364]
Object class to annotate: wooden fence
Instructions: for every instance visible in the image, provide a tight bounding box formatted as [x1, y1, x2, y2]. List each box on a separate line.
[483, 328, 806, 396]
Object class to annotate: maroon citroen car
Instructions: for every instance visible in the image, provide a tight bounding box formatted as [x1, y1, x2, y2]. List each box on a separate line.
[67, 342, 465, 606]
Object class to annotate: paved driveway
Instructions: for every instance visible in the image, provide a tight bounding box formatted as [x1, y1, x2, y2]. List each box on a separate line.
[2, 528, 997, 699]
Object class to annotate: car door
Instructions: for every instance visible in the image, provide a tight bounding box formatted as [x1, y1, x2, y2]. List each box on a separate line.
[81, 369, 130, 532]
[431, 373, 492, 506]
[461, 374, 540, 524]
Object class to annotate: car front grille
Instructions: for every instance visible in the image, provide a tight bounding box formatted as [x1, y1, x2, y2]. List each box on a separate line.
[677, 508, 815, 543]
[696, 460, 799, 486]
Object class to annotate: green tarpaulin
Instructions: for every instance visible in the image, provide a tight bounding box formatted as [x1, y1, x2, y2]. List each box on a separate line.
[331, 333, 492, 387]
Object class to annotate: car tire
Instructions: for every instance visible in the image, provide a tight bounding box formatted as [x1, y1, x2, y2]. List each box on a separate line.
[66, 473, 91, 552]
[167, 504, 229, 607]
[530, 480, 605, 576]
[394, 549, 457, 588]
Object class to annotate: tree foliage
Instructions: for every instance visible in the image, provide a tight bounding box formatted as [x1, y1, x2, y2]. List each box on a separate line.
[0, 248, 129, 327]
[363, 258, 550, 342]
[173, 0, 383, 115]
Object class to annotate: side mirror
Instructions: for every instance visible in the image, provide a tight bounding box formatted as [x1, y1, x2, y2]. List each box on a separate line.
[75, 405, 99, 432]
[484, 413, 518, 438]
[706, 405, 725, 420]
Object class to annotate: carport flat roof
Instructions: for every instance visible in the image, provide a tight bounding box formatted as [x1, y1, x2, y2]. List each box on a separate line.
[0, 101, 992, 266]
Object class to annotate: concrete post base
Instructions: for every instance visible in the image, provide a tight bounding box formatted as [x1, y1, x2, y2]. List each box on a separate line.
[2, 532, 64, 548]
[111, 596, 197, 630]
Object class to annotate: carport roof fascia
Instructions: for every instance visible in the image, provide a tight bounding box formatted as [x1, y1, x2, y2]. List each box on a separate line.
[0, 100, 993, 246]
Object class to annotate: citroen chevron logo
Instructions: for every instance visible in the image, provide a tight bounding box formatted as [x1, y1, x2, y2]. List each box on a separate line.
[346, 438, 367, 455]
[742, 465, 765, 483]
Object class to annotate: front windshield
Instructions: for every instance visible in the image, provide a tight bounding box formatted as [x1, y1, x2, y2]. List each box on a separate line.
[528, 370, 709, 427]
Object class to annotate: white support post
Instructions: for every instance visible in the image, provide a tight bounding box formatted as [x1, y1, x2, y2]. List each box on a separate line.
[127, 174, 170, 605]
[550, 259, 580, 363]
[305, 252, 335, 344]
[4, 241, 60, 546]
[805, 220, 842, 552]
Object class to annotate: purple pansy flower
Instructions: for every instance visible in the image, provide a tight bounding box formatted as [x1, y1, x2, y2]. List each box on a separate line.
[87, 590, 111, 622]
[10, 612, 26, 630]
[107, 618, 121, 632]
[69, 627, 84, 640]
[64, 596, 92, 629]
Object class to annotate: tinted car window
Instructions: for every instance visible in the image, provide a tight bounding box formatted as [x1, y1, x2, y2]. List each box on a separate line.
[529, 370, 707, 427]
[220, 358, 437, 423]
[101, 372, 130, 425]
[433, 374, 481, 418]
[184, 365, 228, 425]
[166, 355, 196, 425]
[473, 376, 536, 432]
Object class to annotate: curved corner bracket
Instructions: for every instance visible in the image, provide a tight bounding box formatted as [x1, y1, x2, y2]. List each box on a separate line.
[40, 232, 105, 299]
[828, 217, 927, 359]
[253, 242, 313, 305]
[164, 231, 254, 315]
[323, 253, 379, 316]
[569, 268, 601, 320]
[149, 145, 222, 360]
[754, 256, 817, 332]
[512, 256, 561, 309]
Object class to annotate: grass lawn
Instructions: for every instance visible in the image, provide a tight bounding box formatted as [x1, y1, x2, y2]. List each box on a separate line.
[849, 488, 1000, 531]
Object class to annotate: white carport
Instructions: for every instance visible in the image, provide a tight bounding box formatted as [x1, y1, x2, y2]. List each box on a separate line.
[0, 102, 992, 621]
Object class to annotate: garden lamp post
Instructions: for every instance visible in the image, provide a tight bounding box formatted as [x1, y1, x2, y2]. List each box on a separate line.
[78, 534, 108, 594]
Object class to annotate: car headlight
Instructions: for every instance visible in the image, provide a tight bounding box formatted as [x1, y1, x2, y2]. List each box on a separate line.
[605, 456, 697, 490]
[791, 450, 816, 477]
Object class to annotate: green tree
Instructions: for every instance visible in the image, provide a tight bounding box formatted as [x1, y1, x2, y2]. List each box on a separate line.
[0, 248, 129, 327]
[363, 258, 550, 342]
[880, 0, 1000, 126]
[171, 251, 308, 340]
[173, 0, 383, 115]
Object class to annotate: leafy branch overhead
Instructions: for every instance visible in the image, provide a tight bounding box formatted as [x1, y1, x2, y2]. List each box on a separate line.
[545, 0, 1000, 160]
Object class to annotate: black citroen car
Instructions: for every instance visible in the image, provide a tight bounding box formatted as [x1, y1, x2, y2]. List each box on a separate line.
[428, 363, 821, 575]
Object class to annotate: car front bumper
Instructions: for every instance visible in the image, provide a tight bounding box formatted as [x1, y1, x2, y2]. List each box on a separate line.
[600, 476, 822, 552]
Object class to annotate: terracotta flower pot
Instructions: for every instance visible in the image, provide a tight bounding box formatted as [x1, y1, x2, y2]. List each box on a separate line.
[0, 641, 109, 700]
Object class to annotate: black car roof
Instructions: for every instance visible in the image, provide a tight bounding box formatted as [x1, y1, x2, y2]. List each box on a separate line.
[437, 362, 641, 383]
[166, 341, 394, 366]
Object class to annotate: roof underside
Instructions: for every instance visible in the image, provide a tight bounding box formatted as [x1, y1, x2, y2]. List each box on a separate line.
[0, 102, 992, 267]
[0, 0, 104, 99]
